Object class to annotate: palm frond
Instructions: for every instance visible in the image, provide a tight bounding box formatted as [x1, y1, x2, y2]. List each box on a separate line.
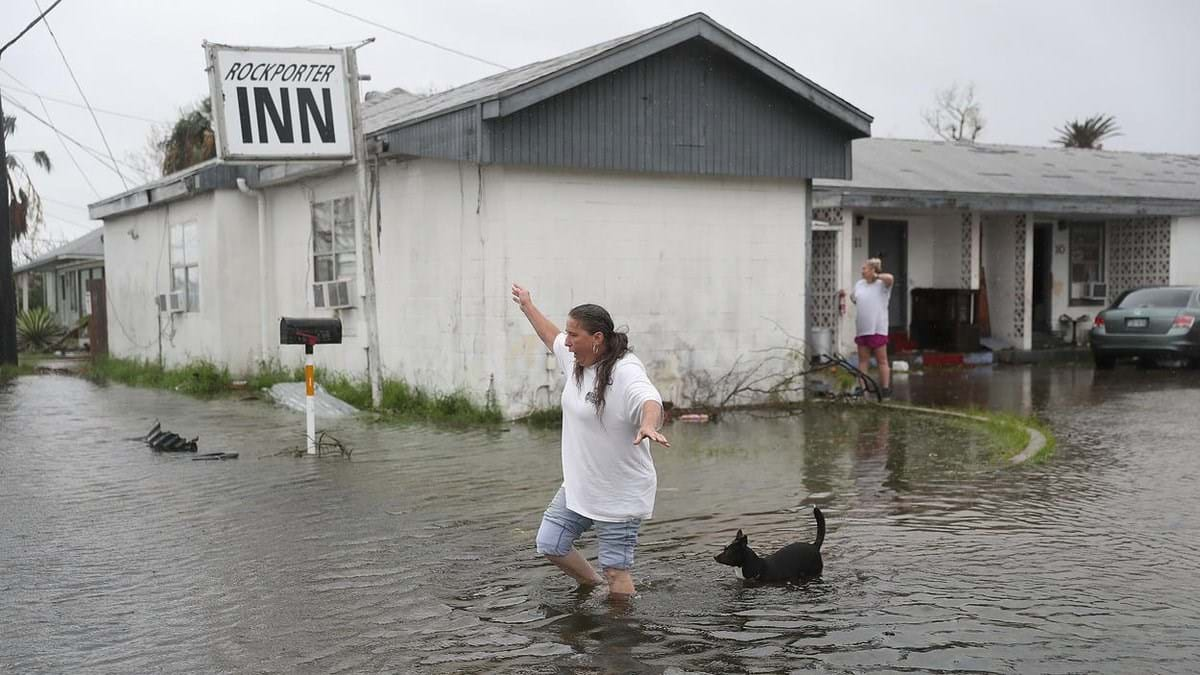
[1053, 114, 1121, 149]
[32, 150, 52, 172]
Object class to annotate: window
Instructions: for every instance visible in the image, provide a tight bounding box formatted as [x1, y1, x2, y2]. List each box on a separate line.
[170, 222, 200, 312]
[312, 197, 356, 285]
[1117, 288, 1194, 309]
[1069, 222, 1105, 305]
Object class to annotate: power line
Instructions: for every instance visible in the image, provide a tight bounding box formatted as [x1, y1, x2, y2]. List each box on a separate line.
[0, 70, 161, 123]
[41, 195, 89, 212]
[0, 0, 62, 56]
[0, 67, 100, 197]
[43, 210, 97, 232]
[1, 93, 141, 179]
[302, 0, 509, 70]
[33, 0, 129, 190]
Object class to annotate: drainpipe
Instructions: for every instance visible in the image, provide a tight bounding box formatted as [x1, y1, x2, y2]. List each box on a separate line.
[237, 177, 270, 367]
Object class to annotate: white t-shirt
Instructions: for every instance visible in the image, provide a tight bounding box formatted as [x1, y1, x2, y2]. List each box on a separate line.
[853, 278, 892, 337]
[553, 332, 663, 522]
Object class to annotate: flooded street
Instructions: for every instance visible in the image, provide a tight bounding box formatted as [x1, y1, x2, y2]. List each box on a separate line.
[3, 366, 1200, 673]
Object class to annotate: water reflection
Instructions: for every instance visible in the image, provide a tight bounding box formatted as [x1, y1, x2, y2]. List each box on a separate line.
[3, 367, 1200, 672]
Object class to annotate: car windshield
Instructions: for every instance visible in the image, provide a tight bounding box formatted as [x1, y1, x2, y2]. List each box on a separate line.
[1116, 288, 1195, 309]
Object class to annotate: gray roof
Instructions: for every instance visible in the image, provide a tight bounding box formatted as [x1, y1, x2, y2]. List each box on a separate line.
[14, 227, 104, 274]
[816, 138, 1200, 215]
[90, 13, 870, 220]
[363, 12, 872, 137]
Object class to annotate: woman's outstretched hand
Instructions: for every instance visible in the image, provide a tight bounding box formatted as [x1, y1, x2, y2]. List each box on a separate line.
[511, 283, 532, 310]
[634, 426, 670, 448]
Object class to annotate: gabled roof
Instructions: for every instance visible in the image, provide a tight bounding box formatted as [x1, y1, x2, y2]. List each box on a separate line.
[816, 138, 1200, 215]
[13, 227, 104, 274]
[363, 13, 872, 136]
[90, 13, 870, 220]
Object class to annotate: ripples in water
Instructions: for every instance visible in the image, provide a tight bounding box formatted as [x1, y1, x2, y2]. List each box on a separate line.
[3, 368, 1200, 672]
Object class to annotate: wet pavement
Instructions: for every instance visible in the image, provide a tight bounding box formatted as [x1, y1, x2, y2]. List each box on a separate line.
[3, 364, 1199, 673]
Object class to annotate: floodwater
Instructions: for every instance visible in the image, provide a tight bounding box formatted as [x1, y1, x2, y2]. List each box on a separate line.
[3, 366, 1199, 673]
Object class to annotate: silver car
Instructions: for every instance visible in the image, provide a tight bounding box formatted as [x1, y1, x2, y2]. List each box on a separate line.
[1090, 286, 1200, 369]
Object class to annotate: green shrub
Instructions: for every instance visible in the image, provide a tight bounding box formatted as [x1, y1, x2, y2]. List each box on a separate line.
[16, 307, 65, 352]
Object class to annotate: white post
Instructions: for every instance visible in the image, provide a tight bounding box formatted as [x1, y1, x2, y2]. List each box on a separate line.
[305, 346, 316, 454]
[346, 46, 383, 410]
[19, 273, 29, 313]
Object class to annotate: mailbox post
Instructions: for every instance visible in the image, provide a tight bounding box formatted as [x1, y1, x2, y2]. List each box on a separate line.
[280, 317, 343, 454]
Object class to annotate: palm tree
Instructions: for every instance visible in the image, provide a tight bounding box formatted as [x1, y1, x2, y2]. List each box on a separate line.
[159, 97, 215, 175]
[4, 115, 53, 242]
[1053, 114, 1121, 149]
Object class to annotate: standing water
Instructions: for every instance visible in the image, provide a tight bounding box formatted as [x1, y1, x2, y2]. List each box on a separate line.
[2, 367, 1199, 673]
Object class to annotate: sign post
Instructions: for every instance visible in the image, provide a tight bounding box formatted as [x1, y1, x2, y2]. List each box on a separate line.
[205, 41, 384, 410]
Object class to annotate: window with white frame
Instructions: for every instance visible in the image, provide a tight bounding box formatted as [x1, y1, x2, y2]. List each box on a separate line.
[170, 222, 200, 312]
[312, 197, 356, 285]
[1069, 222, 1105, 305]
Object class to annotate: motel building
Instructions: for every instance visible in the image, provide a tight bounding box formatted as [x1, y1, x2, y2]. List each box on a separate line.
[88, 14, 872, 416]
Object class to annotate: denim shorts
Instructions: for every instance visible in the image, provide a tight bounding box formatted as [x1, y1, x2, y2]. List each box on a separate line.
[535, 486, 642, 570]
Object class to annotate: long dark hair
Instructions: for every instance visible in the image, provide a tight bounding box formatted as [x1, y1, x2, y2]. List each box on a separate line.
[569, 303, 630, 416]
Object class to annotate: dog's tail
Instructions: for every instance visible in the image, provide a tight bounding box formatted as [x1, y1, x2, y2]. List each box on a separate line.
[811, 507, 825, 548]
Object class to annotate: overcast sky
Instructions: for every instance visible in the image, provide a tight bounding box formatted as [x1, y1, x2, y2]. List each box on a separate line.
[4, 0, 1198, 246]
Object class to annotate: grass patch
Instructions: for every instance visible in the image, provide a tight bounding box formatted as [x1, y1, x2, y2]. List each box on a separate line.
[243, 359, 305, 391]
[85, 355, 504, 426]
[959, 406, 1057, 463]
[879, 402, 1057, 464]
[516, 406, 563, 429]
[87, 356, 232, 397]
[0, 362, 36, 382]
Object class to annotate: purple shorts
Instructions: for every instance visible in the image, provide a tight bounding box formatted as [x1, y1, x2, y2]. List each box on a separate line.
[855, 334, 889, 349]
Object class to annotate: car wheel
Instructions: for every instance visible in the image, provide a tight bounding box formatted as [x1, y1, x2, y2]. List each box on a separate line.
[1093, 353, 1116, 370]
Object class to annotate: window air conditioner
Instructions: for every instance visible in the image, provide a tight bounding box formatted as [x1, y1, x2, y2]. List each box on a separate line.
[313, 278, 356, 309]
[1085, 281, 1107, 300]
[157, 292, 186, 313]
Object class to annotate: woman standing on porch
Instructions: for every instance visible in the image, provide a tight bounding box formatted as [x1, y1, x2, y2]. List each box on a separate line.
[510, 283, 669, 599]
[849, 258, 894, 398]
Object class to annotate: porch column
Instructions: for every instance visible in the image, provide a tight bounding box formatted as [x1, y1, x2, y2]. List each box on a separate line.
[44, 271, 56, 313]
[1017, 213, 1033, 350]
[18, 273, 29, 313]
[837, 209, 857, 355]
[962, 211, 981, 290]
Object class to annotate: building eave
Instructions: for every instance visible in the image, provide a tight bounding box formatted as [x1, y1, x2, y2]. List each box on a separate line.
[814, 187, 1200, 218]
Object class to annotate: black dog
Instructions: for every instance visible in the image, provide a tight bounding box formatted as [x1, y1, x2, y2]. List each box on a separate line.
[714, 507, 825, 582]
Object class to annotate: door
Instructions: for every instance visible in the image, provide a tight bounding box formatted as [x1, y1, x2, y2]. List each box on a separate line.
[1032, 223, 1054, 333]
[868, 219, 908, 330]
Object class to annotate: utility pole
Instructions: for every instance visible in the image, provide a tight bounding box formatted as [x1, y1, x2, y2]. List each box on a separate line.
[346, 43, 383, 409]
[0, 0, 64, 365]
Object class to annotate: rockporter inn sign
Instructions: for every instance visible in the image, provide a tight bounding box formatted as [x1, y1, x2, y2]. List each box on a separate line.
[204, 43, 355, 161]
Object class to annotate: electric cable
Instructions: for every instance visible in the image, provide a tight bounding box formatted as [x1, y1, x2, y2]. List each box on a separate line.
[32, 0, 129, 188]
[302, 0, 509, 70]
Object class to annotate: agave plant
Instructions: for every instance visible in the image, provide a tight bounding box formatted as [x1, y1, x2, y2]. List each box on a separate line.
[16, 307, 66, 352]
[1053, 114, 1121, 149]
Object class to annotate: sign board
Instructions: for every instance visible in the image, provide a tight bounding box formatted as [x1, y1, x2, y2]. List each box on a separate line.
[204, 43, 355, 161]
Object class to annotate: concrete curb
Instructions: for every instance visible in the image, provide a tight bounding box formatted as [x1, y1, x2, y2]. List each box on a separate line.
[876, 402, 1047, 465]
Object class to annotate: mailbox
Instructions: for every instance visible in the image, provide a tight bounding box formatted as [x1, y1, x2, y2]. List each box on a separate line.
[280, 317, 342, 346]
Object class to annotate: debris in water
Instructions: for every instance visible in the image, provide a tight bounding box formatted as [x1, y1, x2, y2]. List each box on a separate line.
[144, 420, 198, 453]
